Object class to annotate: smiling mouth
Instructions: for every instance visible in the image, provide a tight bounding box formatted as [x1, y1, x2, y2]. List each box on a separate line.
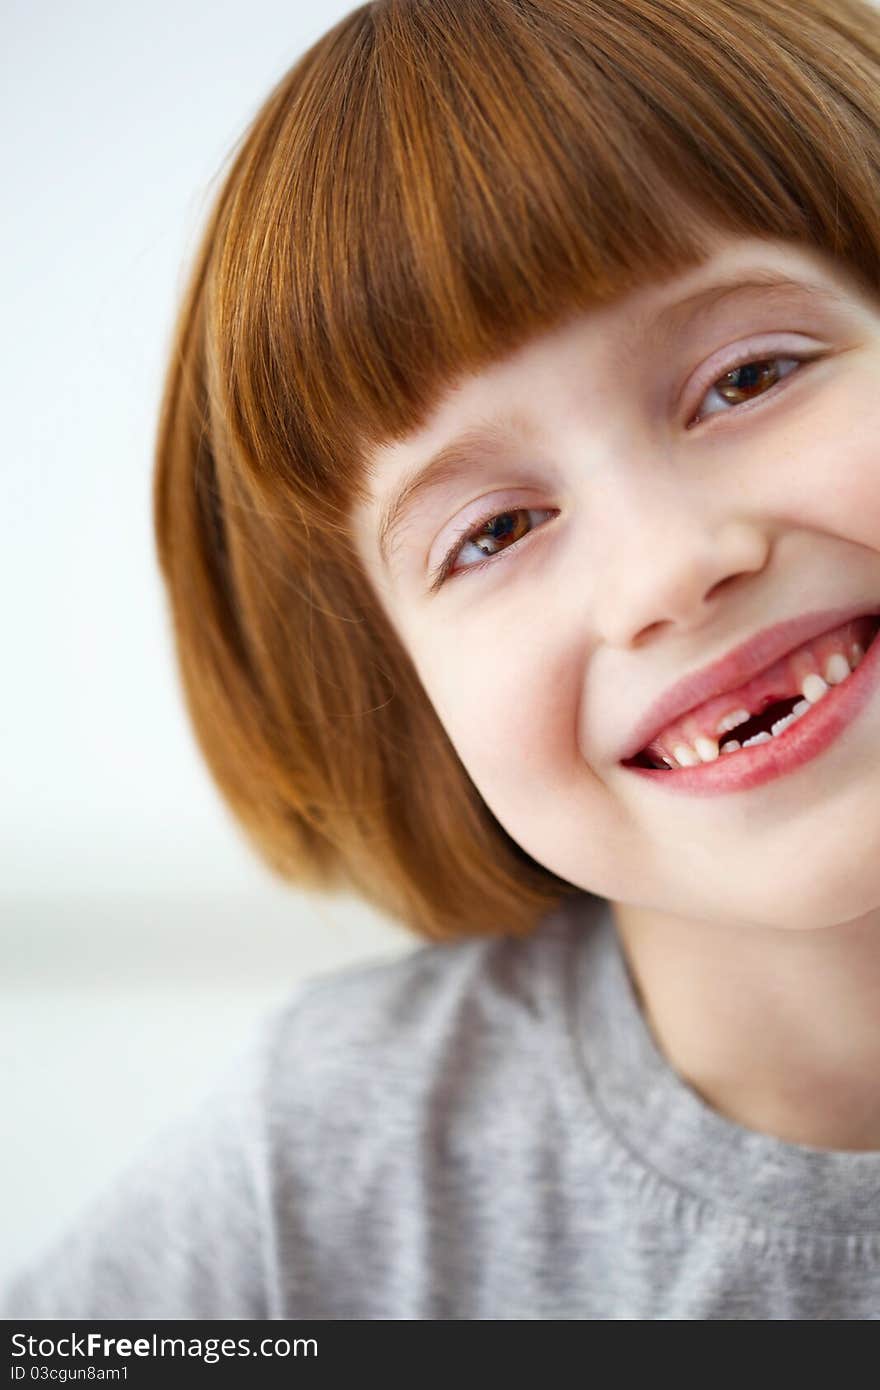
[624, 612, 880, 771]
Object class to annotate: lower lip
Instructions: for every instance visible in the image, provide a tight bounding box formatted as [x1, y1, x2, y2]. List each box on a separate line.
[621, 619, 880, 796]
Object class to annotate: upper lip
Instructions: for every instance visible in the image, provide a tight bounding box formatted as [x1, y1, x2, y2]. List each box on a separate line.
[619, 600, 880, 763]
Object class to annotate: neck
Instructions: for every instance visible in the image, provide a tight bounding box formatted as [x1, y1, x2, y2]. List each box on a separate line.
[608, 899, 880, 1151]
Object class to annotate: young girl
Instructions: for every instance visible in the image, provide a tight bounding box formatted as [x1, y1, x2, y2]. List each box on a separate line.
[5, 0, 880, 1319]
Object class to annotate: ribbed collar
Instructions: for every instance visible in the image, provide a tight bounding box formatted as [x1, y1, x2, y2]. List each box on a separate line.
[546, 892, 880, 1233]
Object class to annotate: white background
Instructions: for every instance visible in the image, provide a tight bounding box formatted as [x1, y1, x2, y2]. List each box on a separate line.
[1, 0, 414, 1283]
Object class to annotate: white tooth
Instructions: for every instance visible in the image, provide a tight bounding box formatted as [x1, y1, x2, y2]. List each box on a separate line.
[850, 642, 864, 668]
[694, 736, 719, 762]
[770, 711, 798, 737]
[672, 742, 700, 767]
[824, 652, 850, 685]
[801, 672, 829, 703]
[720, 739, 741, 754]
[792, 698, 811, 717]
[715, 707, 751, 737]
[741, 730, 773, 748]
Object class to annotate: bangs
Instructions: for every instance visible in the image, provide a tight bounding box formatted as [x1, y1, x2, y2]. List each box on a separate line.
[204, 0, 880, 531]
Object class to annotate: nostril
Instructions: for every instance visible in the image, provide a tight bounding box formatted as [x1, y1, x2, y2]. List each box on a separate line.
[706, 573, 748, 604]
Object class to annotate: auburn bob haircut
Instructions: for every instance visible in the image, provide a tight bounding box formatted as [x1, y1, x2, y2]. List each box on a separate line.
[153, 0, 880, 943]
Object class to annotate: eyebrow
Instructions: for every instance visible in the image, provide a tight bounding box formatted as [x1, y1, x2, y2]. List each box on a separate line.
[377, 421, 520, 572]
[376, 269, 849, 571]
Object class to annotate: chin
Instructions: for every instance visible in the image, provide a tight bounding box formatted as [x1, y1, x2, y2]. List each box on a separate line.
[763, 878, 880, 932]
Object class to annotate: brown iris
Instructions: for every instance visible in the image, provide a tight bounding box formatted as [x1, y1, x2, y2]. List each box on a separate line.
[471, 510, 531, 557]
[715, 360, 780, 404]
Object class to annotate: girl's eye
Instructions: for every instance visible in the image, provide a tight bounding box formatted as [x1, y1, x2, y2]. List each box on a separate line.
[688, 353, 805, 427]
[430, 507, 556, 590]
[433, 352, 817, 588]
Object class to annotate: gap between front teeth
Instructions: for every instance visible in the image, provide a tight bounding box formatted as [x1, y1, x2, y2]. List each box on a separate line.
[668, 643, 864, 767]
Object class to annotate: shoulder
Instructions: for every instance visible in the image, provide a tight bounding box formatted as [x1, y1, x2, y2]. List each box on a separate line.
[252, 892, 594, 1130]
[0, 892, 599, 1319]
[261, 907, 560, 1070]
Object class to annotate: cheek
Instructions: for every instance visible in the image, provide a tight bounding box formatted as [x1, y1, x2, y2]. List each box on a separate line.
[757, 371, 880, 543]
[801, 439, 880, 542]
[417, 632, 587, 827]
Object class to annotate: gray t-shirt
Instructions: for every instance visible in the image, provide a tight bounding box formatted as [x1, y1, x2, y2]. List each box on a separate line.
[3, 892, 879, 1319]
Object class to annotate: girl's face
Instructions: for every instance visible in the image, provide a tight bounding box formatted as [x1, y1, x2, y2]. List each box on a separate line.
[351, 232, 880, 931]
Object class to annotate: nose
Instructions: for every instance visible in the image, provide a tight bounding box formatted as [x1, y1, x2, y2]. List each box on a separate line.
[597, 492, 771, 648]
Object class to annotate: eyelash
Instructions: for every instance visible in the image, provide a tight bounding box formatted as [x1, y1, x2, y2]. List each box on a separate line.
[429, 350, 820, 591]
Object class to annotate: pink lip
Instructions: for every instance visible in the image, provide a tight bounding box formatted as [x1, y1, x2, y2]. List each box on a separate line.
[618, 601, 880, 765]
[621, 616, 880, 794]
